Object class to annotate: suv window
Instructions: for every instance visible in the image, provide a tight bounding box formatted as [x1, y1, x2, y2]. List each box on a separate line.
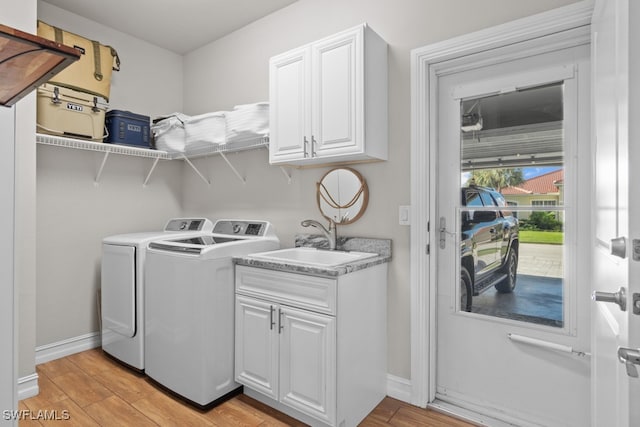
[491, 192, 512, 217]
[492, 192, 507, 207]
[465, 191, 483, 207]
[479, 192, 497, 207]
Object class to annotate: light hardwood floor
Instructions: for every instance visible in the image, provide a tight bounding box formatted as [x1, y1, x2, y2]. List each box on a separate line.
[19, 349, 475, 426]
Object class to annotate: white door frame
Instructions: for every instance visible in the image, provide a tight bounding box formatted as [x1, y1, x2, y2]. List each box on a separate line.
[0, 99, 17, 427]
[409, 1, 594, 407]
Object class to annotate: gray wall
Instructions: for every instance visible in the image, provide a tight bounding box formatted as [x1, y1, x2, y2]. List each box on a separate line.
[33, 3, 185, 352]
[29, 0, 578, 383]
[180, 0, 578, 379]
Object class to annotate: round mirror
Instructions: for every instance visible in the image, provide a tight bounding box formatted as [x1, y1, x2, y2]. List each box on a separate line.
[316, 167, 369, 225]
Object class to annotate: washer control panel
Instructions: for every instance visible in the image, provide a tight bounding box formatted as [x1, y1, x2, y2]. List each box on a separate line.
[165, 218, 213, 232]
[213, 220, 266, 236]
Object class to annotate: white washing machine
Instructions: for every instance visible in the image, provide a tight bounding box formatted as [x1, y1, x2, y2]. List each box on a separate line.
[101, 218, 213, 371]
[144, 219, 279, 408]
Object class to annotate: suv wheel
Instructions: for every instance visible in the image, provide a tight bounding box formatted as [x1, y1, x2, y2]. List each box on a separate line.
[495, 249, 518, 293]
[461, 267, 472, 312]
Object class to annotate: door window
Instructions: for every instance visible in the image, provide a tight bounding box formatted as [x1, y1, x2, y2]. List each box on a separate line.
[460, 82, 565, 328]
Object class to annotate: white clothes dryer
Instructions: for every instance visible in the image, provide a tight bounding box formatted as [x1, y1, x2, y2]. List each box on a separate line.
[101, 218, 213, 371]
[144, 219, 279, 408]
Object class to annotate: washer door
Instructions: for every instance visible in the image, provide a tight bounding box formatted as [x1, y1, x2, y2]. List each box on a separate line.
[101, 244, 136, 338]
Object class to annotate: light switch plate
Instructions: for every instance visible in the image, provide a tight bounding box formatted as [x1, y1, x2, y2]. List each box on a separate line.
[399, 205, 410, 225]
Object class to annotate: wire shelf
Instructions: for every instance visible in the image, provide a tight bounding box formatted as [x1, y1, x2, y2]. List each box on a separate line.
[36, 133, 272, 185]
[174, 136, 269, 159]
[36, 133, 269, 159]
[36, 133, 172, 160]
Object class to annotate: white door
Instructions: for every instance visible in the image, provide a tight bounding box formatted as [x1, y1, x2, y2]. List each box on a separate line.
[269, 46, 310, 162]
[101, 244, 136, 338]
[279, 306, 336, 425]
[235, 295, 279, 399]
[436, 44, 592, 426]
[311, 28, 360, 157]
[591, 0, 640, 425]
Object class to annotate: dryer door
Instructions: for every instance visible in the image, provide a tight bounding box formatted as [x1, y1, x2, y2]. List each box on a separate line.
[102, 244, 136, 338]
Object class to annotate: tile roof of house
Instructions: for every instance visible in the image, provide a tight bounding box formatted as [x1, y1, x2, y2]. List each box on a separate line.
[501, 169, 563, 195]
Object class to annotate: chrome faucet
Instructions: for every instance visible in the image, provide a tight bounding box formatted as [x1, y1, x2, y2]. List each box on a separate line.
[301, 219, 337, 250]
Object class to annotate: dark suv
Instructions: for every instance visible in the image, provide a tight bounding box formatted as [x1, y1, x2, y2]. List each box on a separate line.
[460, 185, 519, 311]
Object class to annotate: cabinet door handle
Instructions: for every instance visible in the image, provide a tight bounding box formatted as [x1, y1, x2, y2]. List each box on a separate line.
[269, 305, 276, 330]
[278, 309, 284, 334]
[311, 135, 317, 157]
[303, 136, 309, 157]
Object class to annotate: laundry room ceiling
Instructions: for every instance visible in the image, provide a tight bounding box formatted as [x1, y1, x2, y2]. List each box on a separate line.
[40, 0, 298, 54]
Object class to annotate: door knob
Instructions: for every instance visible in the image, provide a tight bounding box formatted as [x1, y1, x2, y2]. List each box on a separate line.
[618, 347, 640, 378]
[592, 286, 626, 311]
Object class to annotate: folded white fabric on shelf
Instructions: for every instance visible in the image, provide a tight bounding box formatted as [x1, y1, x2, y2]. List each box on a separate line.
[225, 102, 269, 144]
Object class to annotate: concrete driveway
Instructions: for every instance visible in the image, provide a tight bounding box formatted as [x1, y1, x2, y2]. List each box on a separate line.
[470, 243, 564, 327]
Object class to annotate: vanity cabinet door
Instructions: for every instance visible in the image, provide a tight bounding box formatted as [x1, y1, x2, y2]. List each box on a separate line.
[235, 295, 279, 400]
[279, 306, 336, 425]
[269, 46, 311, 163]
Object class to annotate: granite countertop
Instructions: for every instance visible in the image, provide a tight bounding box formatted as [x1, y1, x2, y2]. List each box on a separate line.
[233, 234, 392, 278]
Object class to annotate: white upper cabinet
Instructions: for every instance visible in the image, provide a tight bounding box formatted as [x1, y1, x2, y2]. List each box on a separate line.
[269, 24, 387, 166]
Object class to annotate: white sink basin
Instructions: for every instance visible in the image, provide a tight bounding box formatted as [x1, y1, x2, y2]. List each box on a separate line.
[248, 247, 378, 267]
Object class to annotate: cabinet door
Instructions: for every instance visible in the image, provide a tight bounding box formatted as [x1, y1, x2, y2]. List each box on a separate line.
[269, 46, 311, 163]
[235, 296, 279, 399]
[279, 306, 336, 425]
[311, 26, 362, 158]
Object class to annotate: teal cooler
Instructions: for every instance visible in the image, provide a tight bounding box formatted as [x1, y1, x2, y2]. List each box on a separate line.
[104, 110, 151, 148]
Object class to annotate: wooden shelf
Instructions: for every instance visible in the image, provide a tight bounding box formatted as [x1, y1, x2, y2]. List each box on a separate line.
[0, 23, 80, 107]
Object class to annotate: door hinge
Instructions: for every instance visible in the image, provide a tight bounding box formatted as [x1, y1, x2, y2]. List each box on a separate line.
[426, 243, 430, 255]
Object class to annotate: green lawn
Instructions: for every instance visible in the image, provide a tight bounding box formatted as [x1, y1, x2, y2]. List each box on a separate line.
[519, 230, 564, 245]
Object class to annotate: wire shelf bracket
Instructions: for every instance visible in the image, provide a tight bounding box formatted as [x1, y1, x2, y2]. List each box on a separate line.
[279, 166, 292, 184]
[181, 154, 210, 185]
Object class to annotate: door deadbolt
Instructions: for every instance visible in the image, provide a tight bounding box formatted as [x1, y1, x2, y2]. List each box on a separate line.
[611, 236, 627, 259]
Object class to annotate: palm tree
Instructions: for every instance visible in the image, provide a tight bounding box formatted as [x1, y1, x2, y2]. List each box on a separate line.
[467, 168, 524, 190]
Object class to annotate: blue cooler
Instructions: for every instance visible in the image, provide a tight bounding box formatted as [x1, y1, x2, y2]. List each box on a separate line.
[104, 110, 151, 148]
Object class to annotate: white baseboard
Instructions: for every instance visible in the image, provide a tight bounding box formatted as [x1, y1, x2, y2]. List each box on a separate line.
[30, 332, 414, 408]
[386, 374, 412, 403]
[35, 331, 101, 366]
[18, 332, 101, 401]
[18, 373, 39, 401]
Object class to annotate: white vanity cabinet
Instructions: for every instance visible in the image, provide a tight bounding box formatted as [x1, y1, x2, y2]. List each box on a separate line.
[234, 263, 387, 427]
[268, 23, 388, 166]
